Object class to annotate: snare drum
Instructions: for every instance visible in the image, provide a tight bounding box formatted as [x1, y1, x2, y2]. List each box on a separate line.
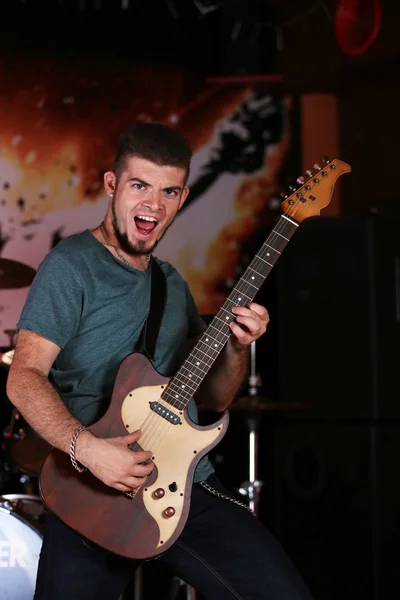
[0, 494, 44, 599]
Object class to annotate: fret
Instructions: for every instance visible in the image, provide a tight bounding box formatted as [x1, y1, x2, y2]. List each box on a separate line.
[282, 214, 299, 227]
[202, 321, 231, 337]
[241, 268, 265, 289]
[217, 306, 237, 321]
[247, 266, 263, 276]
[168, 377, 196, 394]
[226, 290, 252, 304]
[274, 231, 289, 241]
[253, 255, 273, 268]
[165, 381, 195, 401]
[259, 246, 280, 261]
[184, 357, 208, 375]
[161, 215, 299, 410]
[200, 332, 228, 346]
[171, 372, 203, 394]
[179, 365, 203, 384]
[263, 243, 281, 255]
[193, 345, 220, 362]
[161, 392, 186, 411]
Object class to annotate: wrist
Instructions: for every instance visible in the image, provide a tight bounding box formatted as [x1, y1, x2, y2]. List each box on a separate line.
[228, 337, 250, 356]
[74, 428, 96, 467]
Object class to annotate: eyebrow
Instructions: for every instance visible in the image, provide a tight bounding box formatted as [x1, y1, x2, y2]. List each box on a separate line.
[128, 177, 182, 192]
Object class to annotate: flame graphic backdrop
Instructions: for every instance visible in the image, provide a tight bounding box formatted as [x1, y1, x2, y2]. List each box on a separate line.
[0, 53, 296, 348]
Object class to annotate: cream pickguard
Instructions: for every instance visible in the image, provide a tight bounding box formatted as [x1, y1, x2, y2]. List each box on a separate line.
[121, 384, 227, 548]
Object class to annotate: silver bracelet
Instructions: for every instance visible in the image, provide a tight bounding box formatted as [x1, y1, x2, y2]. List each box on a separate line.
[70, 425, 87, 473]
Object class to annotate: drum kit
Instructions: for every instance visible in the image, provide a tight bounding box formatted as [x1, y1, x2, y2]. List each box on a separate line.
[0, 257, 49, 599]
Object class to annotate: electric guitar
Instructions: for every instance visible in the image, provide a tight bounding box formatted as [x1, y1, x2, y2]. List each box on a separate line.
[40, 157, 351, 560]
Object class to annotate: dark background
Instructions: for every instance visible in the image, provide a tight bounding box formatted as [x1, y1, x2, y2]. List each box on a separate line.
[1, 1, 400, 599]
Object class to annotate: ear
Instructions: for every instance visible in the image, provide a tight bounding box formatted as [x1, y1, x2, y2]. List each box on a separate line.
[104, 171, 116, 196]
[178, 186, 190, 211]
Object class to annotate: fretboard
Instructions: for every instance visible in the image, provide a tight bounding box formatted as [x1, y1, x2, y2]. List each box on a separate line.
[161, 215, 299, 411]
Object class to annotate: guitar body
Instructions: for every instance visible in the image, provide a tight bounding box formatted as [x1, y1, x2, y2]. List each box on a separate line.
[40, 353, 228, 559]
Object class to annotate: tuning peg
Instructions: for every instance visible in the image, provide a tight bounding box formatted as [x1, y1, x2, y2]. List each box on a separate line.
[280, 191, 288, 199]
[305, 169, 313, 177]
[296, 176, 305, 185]
[288, 185, 297, 192]
[313, 163, 322, 170]
[322, 156, 330, 164]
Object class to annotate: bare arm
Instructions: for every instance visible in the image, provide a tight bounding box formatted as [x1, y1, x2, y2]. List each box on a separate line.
[7, 329, 153, 492]
[195, 302, 269, 412]
[7, 330, 87, 453]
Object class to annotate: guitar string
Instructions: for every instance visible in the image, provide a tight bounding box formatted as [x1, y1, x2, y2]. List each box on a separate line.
[137, 248, 274, 452]
[137, 179, 315, 459]
[136, 203, 299, 458]
[136, 171, 327, 461]
[137, 194, 305, 459]
[138, 217, 293, 452]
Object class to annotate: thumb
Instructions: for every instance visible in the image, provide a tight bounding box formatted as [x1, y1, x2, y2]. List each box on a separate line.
[121, 429, 142, 445]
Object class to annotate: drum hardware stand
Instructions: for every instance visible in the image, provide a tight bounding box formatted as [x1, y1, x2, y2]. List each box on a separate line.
[168, 577, 196, 600]
[237, 341, 264, 517]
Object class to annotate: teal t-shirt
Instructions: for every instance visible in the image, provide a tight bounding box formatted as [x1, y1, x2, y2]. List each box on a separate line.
[17, 230, 214, 483]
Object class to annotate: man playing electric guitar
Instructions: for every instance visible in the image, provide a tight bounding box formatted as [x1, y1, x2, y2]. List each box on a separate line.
[7, 123, 314, 600]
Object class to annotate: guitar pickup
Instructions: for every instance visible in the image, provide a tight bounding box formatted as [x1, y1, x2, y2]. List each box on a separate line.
[150, 402, 181, 425]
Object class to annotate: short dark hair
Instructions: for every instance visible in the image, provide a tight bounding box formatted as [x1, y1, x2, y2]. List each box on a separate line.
[113, 123, 192, 183]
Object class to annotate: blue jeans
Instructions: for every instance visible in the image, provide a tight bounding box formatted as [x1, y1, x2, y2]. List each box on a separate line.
[34, 475, 314, 600]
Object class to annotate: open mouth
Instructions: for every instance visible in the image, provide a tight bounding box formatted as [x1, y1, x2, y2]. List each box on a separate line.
[134, 215, 158, 236]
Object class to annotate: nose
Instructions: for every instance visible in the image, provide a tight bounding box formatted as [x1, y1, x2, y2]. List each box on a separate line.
[143, 191, 162, 212]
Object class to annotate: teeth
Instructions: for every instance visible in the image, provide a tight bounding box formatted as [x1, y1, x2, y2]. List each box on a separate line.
[137, 215, 157, 222]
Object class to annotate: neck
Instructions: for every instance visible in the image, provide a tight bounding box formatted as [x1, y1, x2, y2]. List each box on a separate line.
[97, 223, 151, 271]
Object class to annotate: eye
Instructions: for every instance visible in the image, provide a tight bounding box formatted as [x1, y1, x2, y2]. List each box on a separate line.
[132, 183, 145, 190]
[164, 188, 178, 197]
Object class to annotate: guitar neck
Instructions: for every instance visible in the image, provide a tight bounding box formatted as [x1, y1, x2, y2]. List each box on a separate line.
[161, 215, 299, 411]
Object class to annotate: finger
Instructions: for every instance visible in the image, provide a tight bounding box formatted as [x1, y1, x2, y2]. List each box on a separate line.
[248, 302, 269, 322]
[123, 429, 142, 444]
[130, 463, 154, 477]
[231, 315, 262, 337]
[230, 320, 253, 345]
[232, 303, 269, 323]
[132, 450, 153, 463]
[121, 475, 148, 489]
[113, 482, 136, 493]
[113, 430, 142, 445]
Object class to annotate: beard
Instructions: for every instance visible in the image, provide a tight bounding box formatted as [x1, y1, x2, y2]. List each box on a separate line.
[111, 195, 166, 257]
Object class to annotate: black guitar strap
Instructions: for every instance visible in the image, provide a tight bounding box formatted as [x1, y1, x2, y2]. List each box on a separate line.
[139, 257, 167, 361]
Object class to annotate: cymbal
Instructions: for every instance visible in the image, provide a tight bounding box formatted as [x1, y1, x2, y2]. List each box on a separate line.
[230, 395, 310, 412]
[0, 258, 36, 289]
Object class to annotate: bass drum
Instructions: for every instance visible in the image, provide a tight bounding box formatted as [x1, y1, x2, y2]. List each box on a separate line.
[0, 495, 44, 599]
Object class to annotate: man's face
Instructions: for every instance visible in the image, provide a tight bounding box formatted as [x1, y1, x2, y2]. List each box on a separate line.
[104, 156, 189, 256]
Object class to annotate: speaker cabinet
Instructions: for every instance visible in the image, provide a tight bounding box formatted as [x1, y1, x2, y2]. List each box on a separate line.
[276, 214, 400, 419]
[266, 421, 400, 600]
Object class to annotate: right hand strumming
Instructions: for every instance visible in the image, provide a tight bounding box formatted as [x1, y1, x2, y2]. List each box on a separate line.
[79, 429, 153, 493]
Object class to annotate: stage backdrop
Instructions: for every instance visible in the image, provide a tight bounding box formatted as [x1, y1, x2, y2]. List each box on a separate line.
[0, 53, 297, 348]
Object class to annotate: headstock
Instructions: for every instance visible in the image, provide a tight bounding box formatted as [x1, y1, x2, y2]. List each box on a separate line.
[281, 157, 351, 222]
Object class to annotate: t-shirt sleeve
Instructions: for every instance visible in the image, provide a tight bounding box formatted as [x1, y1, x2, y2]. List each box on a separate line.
[185, 282, 207, 339]
[17, 250, 83, 349]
